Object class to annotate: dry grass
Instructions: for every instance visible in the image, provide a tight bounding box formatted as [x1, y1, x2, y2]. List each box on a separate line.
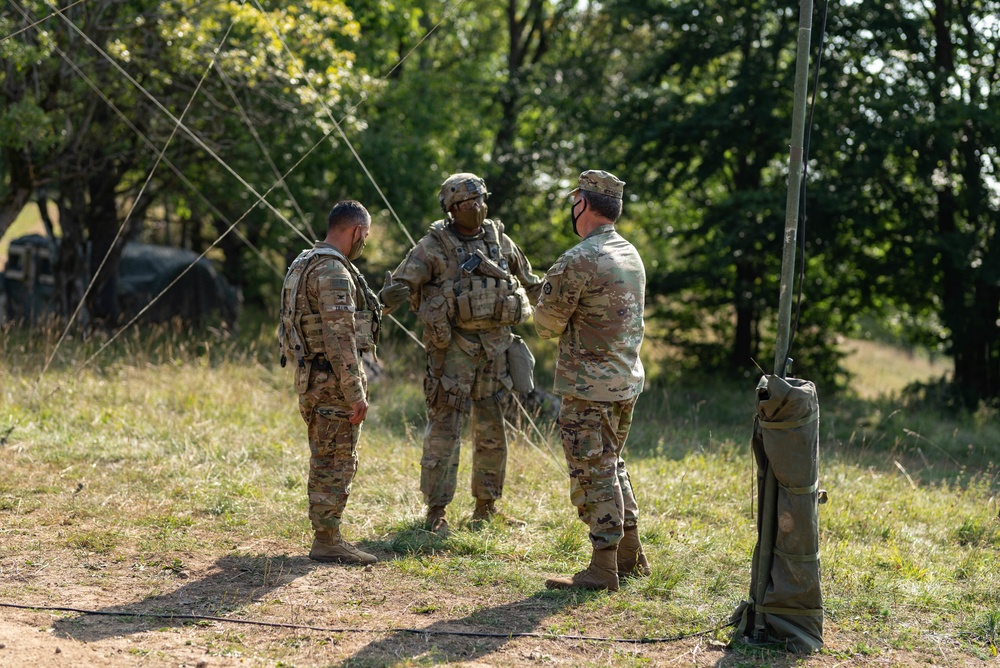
[840, 337, 951, 400]
[0, 326, 996, 667]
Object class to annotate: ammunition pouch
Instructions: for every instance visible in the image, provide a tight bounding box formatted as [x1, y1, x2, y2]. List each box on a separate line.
[418, 293, 452, 349]
[300, 313, 325, 357]
[424, 374, 470, 411]
[506, 335, 535, 394]
[354, 310, 376, 353]
[453, 277, 529, 332]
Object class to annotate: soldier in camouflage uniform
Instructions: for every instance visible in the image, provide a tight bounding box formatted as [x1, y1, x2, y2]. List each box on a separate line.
[279, 200, 382, 565]
[534, 170, 650, 592]
[379, 173, 543, 534]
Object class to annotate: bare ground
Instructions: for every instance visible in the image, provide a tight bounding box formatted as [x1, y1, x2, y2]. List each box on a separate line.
[1, 529, 993, 668]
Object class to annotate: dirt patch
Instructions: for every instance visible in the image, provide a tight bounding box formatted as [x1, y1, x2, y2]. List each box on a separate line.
[0, 517, 991, 668]
[0, 536, 984, 667]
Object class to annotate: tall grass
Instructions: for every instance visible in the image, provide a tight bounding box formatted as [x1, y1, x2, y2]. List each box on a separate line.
[0, 323, 997, 665]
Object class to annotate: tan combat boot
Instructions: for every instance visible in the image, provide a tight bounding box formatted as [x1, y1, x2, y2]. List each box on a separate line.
[425, 505, 450, 536]
[617, 526, 651, 578]
[471, 499, 526, 528]
[309, 530, 377, 565]
[545, 546, 619, 592]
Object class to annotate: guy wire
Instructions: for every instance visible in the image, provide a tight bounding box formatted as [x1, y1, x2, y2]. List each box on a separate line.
[39, 0, 312, 243]
[0, 0, 84, 43]
[248, 0, 417, 248]
[18, 0, 464, 372]
[17, 1, 563, 467]
[215, 63, 316, 240]
[42, 40, 284, 281]
[34, 11, 239, 382]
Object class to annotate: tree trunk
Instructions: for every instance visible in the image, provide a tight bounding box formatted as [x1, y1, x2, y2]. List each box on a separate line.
[54, 187, 90, 329]
[86, 164, 125, 326]
[490, 0, 549, 215]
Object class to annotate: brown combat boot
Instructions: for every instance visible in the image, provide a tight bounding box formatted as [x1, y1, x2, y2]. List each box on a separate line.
[617, 526, 651, 578]
[471, 499, 526, 528]
[309, 530, 377, 565]
[425, 505, 450, 536]
[545, 546, 619, 592]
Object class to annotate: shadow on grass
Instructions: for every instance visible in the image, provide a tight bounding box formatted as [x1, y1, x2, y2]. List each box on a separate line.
[335, 589, 598, 668]
[361, 517, 532, 561]
[716, 639, 819, 667]
[50, 552, 319, 642]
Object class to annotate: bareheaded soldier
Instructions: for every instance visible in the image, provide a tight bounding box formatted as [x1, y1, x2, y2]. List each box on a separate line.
[279, 200, 381, 565]
[535, 170, 649, 592]
[379, 173, 543, 534]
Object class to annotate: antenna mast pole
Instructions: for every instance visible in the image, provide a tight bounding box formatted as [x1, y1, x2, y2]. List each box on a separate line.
[773, 0, 814, 377]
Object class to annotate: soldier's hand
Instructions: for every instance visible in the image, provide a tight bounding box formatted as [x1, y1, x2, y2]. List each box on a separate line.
[349, 398, 368, 425]
[379, 270, 410, 314]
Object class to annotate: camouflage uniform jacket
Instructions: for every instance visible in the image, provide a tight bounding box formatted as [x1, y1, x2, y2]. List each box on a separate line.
[534, 224, 645, 401]
[288, 242, 375, 404]
[391, 219, 542, 359]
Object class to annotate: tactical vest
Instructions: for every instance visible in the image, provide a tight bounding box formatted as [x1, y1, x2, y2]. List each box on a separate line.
[278, 246, 381, 368]
[420, 219, 531, 335]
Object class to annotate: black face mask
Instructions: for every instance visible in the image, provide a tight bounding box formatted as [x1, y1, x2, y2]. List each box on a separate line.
[571, 198, 587, 237]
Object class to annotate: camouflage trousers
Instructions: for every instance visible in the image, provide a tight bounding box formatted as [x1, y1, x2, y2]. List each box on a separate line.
[558, 394, 640, 549]
[421, 335, 512, 508]
[298, 366, 365, 533]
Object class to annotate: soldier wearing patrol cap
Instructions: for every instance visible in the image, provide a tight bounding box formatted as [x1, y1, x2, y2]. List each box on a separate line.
[534, 170, 650, 592]
[379, 172, 543, 534]
[278, 200, 382, 565]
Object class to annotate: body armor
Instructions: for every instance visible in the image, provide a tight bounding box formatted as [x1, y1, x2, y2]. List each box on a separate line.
[278, 246, 381, 368]
[417, 219, 531, 344]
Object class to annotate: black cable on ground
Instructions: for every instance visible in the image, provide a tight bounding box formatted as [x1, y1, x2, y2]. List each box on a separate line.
[0, 602, 734, 645]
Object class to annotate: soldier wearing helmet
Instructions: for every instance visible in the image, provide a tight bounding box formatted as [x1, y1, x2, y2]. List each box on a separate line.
[379, 172, 543, 534]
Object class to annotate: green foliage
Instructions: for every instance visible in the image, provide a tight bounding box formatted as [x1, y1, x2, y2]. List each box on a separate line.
[3, 0, 999, 402]
[0, 99, 56, 151]
[816, 0, 1000, 403]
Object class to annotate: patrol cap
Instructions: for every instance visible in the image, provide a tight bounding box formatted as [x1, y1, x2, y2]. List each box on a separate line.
[568, 169, 625, 199]
[439, 172, 489, 212]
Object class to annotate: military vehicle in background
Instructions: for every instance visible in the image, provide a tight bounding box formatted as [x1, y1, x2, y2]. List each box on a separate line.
[0, 234, 241, 328]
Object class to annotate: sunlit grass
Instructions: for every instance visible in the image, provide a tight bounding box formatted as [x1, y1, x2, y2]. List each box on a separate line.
[0, 325, 997, 664]
[840, 336, 951, 399]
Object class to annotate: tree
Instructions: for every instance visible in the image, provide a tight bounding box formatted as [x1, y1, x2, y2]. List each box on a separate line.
[821, 0, 1000, 403]
[0, 0, 361, 323]
[602, 0, 837, 379]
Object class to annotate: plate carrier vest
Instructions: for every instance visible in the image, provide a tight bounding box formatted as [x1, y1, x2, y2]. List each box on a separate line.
[420, 219, 531, 334]
[278, 246, 381, 368]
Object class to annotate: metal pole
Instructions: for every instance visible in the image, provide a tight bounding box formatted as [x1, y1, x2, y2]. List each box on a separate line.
[773, 0, 814, 377]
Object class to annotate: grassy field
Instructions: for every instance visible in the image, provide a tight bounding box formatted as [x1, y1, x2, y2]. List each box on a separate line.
[0, 201, 56, 270]
[0, 324, 997, 667]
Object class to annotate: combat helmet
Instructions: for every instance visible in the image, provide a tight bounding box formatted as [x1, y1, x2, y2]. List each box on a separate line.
[439, 173, 488, 213]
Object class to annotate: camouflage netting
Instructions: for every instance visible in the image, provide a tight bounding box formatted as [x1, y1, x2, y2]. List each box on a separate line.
[114, 243, 240, 326]
[730, 374, 824, 653]
[1, 234, 240, 327]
